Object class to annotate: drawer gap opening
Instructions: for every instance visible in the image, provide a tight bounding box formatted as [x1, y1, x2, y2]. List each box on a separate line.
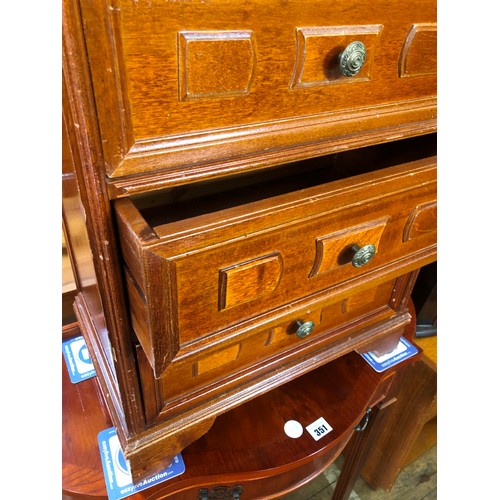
[130, 134, 436, 229]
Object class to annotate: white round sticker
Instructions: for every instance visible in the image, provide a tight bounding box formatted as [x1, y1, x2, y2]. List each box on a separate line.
[284, 420, 303, 438]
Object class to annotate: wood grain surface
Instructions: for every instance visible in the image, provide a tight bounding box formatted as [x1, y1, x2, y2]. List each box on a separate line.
[77, 0, 436, 184]
[63, 322, 419, 499]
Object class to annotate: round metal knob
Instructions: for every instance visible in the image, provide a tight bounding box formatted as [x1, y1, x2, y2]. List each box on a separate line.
[351, 244, 376, 268]
[339, 41, 366, 77]
[296, 320, 315, 338]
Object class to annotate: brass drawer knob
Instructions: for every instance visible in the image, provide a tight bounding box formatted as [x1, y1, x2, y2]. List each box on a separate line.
[351, 244, 376, 268]
[296, 320, 315, 338]
[339, 41, 367, 77]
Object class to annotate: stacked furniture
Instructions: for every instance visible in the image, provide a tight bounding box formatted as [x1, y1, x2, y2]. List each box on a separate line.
[62, 0, 436, 496]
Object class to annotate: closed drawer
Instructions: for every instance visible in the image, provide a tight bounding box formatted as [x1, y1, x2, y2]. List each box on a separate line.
[137, 277, 400, 422]
[80, 0, 436, 187]
[114, 152, 437, 378]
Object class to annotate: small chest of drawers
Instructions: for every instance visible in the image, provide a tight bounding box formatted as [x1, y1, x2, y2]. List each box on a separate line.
[63, 0, 436, 485]
[115, 151, 436, 425]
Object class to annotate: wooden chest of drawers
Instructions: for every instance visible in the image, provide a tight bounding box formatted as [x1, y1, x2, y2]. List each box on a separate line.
[62, 0, 436, 486]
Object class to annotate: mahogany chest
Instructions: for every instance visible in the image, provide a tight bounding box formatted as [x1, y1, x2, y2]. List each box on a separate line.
[62, 0, 436, 486]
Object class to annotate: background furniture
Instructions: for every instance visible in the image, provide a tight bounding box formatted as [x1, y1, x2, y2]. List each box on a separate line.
[63, 317, 422, 499]
[359, 264, 437, 491]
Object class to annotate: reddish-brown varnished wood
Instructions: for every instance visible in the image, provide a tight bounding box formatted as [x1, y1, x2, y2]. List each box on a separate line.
[78, 0, 436, 185]
[330, 300, 415, 499]
[137, 278, 399, 424]
[115, 156, 436, 379]
[63, 321, 421, 499]
[332, 404, 385, 500]
[63, 0, 146, 439]
[63, 0, 437, 485]
[359, 341, 437, 490]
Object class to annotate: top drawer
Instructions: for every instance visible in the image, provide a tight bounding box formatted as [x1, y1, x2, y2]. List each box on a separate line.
[80, 0, 436, 188]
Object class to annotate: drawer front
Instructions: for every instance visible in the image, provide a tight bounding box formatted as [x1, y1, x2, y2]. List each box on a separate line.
[80, 0, 436, 184]
[115, 157, 436, 377]
[137, 278, 398, 421]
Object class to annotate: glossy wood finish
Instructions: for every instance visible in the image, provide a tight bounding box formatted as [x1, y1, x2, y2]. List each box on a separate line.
[136, 278, 399, 423]
[115, 156, 436, 378]
[63, 0, 145, 440]
[63, 321, 421, 499]
[332, 405, 384, 500]
[63, 0, 437, 486]
[78, 0, 436, 190]
[78, 286, 413, 479]
[359, 335, 437, 491]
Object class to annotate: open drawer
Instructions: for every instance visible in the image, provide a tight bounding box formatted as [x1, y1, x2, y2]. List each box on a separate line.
[114, 139, 436, 379]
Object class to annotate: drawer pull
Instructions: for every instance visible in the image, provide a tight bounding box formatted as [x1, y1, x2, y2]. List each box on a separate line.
[296, 320, 315, 338]
[355, 407, 372, 432]
[339, 41, 366, 77]
[198, 485, 243, 499]
[351, 244, 376, 268]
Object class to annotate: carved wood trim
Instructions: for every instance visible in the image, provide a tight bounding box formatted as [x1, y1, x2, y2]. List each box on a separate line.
[78, 0, 134, 174]
[153, 245, 435, 375]
[399, 23, 437, 78]
[153, 311, 412, 422]
[107, 99, 437, 194]
[389, 269, 421, 313]
[77, 0, 436, 185]
[63, 0, 145, 433]
[74, 293, 129, 439]
[403, 200, 437, 242]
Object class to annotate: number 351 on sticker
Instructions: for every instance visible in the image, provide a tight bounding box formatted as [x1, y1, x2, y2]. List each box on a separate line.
[305, 417, 333, 441]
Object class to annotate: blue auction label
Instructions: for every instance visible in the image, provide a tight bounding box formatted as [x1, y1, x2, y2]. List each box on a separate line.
[62, 336, 96, 383]
[360, 337, 418, 372]
[97, 427, 186, 500]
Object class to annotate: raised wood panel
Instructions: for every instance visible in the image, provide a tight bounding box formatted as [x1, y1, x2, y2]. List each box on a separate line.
[291, 25, 383, 88]
[399, 23, 437, 77]
[137, 277, 402, 422]
[196, 343, 242, 376]
[342, 286, 379, 314]
[115, 157, 436, 377]
[178, 31, 256, 100]
[108, 102, 436, 198]
[310, 219, 388, 277]
[79, 0, 437, 185]
[219, 252, 283, 310]
[403, 200, 437, 242]
[64, 0, 437, 485]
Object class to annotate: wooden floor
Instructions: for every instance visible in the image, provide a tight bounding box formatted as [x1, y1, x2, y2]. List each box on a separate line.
[283, 444, 437, 500]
